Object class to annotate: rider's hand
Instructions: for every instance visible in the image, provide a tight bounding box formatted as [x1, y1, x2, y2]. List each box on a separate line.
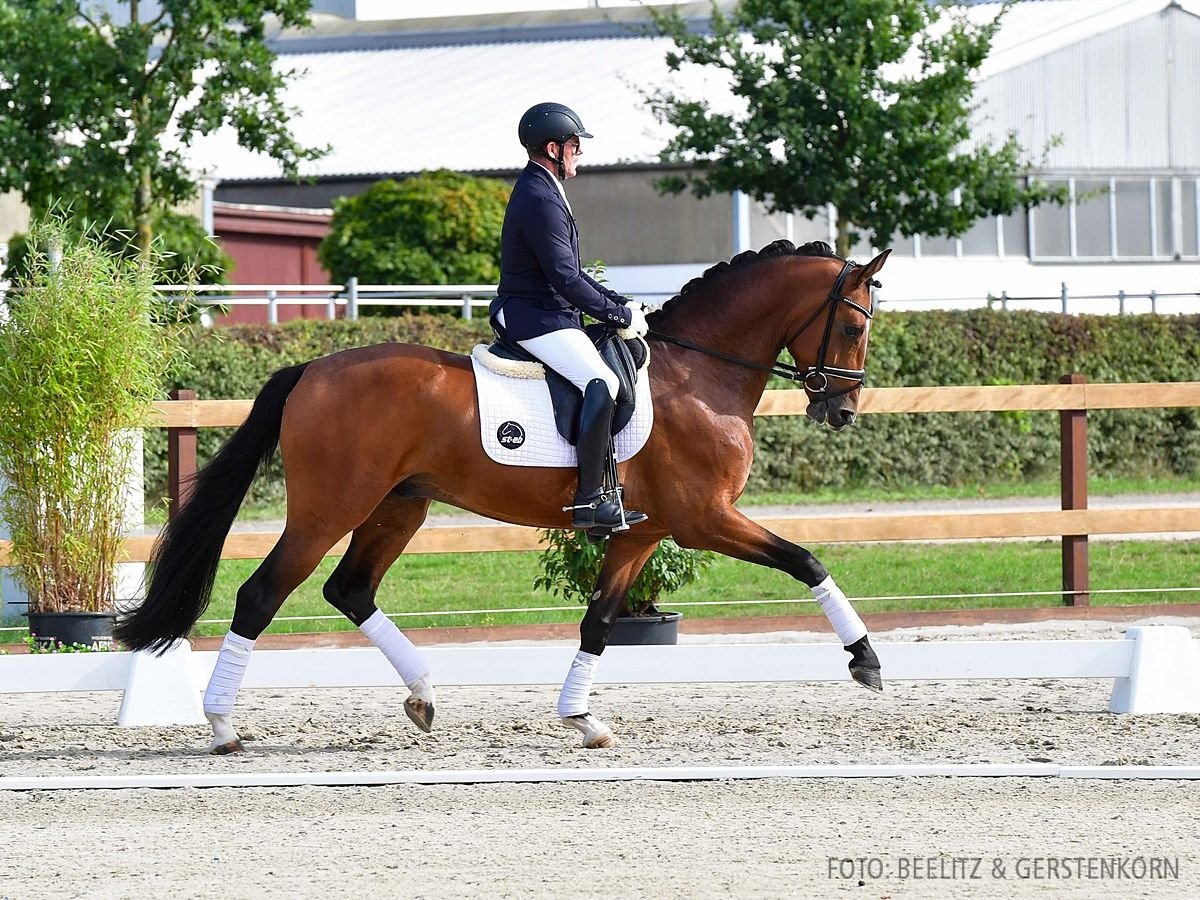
[617, 302, 649, 340]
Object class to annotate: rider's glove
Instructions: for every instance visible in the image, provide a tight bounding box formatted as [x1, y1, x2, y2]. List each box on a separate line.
[617, 302, 649, 340]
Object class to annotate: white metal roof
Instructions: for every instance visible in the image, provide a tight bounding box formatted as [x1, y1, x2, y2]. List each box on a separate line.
[974, 0, 1200, 77]
[181, 0, 1196, 182]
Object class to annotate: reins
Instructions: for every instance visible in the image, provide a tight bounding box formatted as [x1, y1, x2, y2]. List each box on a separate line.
[647, 259, 877, 401]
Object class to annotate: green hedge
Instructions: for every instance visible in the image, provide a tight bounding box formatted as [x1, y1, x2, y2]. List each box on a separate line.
[147, 310, 1200, 502]
[749, 310, 1200, 492]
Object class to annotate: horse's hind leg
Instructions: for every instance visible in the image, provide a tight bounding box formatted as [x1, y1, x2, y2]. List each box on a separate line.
[204, 525, 346, 754]
[322, 494, 437, 733]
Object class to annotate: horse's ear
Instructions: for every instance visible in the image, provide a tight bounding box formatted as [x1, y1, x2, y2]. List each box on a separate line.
[849, 249, 891, 289]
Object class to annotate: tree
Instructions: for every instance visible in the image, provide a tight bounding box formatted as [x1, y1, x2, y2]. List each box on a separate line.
[318, 170, 511, 287]
[0, 0, 325, 254]
[646, 0, 1065, 257]
[4, 210, 232, 286]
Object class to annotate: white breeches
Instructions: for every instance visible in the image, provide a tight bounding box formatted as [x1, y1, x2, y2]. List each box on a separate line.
[498, 310, 618, 399]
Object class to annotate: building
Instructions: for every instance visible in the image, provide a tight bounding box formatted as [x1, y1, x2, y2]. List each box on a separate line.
[3, 1, 1199, 314]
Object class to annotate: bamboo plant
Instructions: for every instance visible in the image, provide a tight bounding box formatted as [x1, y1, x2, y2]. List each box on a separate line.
[0, 220, 183, 614]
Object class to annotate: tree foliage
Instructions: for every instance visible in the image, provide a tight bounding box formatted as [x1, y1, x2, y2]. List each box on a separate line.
[318, 170, 511, 286]
[647, 0, 1066, 255]
[0, 0, 324, 252]
[4, 210, 231, 286]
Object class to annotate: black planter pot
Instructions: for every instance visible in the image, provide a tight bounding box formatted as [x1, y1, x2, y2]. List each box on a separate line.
[607, 611, 682, 646]
[25, 611, 116, 650]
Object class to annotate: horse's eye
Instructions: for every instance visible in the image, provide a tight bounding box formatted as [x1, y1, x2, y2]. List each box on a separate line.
[843, 324, 864, 339]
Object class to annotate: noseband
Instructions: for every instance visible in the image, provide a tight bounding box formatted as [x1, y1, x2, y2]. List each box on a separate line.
[647, 259, 877, 403]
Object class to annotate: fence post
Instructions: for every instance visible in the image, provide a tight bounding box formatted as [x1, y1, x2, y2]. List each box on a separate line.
[1000, 291, 1009, 311]
[167, 388, 197, 522]
[1060, 373, 1089, 606]
[461, 293, 472, 320]
[267, 288, 278, 325]
[1150, 289, 1158, 314]
[1060, 282, 1069, 314]
[1118, 289, 1126, 315]
[347, 276, 359, 320]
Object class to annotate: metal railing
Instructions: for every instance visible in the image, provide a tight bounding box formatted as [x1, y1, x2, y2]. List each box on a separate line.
[150, 280, 1200, 321]
[154, 279, 499, 323]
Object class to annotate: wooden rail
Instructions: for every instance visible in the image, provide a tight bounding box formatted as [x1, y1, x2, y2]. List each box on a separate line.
[148, 381, 1200, 426]
[4, 379, 1200, 608]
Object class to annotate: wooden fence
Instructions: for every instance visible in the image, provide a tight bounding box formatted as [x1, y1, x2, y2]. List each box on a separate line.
[3, 377, 1199, 606]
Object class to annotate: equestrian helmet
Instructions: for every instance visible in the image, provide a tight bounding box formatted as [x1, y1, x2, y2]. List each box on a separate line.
[518, 102, 593, 151]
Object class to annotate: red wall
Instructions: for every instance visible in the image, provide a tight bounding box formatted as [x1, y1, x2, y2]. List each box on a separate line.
[212, 204, 334, 325]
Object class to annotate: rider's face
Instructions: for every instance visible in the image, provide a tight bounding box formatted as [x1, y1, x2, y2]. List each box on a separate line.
[553, 137, 582, 179]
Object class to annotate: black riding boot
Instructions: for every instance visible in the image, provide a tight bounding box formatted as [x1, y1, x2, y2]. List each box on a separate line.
[571, 379, 647, 531]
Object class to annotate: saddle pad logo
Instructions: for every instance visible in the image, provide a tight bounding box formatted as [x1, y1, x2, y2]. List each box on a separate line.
[497, 421, 526, 449]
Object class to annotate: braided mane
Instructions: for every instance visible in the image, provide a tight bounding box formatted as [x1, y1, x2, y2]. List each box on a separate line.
[647, 240, 841, 326]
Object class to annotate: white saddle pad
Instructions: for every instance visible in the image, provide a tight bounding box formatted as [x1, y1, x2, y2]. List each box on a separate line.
[470, 345, 654, 467]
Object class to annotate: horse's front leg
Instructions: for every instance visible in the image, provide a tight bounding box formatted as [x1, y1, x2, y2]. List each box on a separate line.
[674, 510, 882, 692]
[558, 534, 662, 749]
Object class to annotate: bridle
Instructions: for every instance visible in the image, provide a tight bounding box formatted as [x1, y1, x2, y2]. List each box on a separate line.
[647, 259, 878, 402]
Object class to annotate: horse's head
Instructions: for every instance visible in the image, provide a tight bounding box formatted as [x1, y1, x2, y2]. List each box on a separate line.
[788, 249, 890, 431]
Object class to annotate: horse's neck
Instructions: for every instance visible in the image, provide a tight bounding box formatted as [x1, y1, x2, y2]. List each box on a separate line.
[675, 276, 790, 360]
[654, 285, 785, 416]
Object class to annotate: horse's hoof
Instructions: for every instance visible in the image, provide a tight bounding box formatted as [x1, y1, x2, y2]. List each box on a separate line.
[404, 696, 435, 733]
[209, 739, 245, 756]
[851, 666, 884, 693]
[561, 713, 617, 749]
[584, 731, 617, 749]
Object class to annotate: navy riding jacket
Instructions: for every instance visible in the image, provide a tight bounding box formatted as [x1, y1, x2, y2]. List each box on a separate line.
[490, 162, 633, 341]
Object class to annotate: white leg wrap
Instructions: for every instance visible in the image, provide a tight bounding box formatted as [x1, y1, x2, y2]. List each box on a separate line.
[557, 650, 600, 718]
[812, 576, 868, 646]
[203, 631, 256, 717]
[359, 609, 430, 689]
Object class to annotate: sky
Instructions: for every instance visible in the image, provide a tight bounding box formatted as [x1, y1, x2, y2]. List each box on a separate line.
[354, 0, 682, 18]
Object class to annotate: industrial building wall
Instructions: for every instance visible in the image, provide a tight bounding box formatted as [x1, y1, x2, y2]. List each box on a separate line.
[569, 169, 730, 266]
[973, 4, 1200, 172]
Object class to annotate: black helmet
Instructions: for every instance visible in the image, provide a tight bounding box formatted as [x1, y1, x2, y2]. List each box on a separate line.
[518, 102, 593, 152]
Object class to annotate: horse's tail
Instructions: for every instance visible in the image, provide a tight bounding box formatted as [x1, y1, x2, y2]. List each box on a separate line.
[115, 363, 311, 654]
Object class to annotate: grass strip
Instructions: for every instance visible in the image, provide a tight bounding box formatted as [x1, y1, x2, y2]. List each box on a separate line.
[193, 539, 1200, 637]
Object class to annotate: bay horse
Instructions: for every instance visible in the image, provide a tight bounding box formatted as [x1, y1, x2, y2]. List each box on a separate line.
[116, 239, 890, 753]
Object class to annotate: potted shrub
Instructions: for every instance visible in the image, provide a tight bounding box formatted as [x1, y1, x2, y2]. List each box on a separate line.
[535, 530, 713, 645]
[0, 221, 181, 648]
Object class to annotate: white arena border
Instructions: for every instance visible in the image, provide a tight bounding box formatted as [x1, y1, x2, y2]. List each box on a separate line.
[4, 764, 1200, 792]
[2, 625, 1199, 727]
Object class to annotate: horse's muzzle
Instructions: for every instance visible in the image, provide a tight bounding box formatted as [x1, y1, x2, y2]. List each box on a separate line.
[807, 398, 857, 431]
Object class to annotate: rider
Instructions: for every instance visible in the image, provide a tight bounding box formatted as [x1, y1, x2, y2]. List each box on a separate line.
[490, 102, 649, 532]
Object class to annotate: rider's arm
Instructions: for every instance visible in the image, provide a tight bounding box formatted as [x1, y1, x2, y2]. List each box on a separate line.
[523, 200, 632, 328]
[581, 271, 633, 307]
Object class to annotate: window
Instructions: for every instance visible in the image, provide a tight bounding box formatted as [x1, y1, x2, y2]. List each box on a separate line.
[1001, 212, 1028, 257]
[1074, 179, 1111, 258]
[887, 233, 916, 256]
[1183, 179, 1198, 258]
[1154, 179, 1174, 258]
[1114, 180, 1152, 257]
[961, 216, 999, 256]
[912, 175, 1195, 261]
[1031, 180, 1070, 257]
[920, 233, 958, 256]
